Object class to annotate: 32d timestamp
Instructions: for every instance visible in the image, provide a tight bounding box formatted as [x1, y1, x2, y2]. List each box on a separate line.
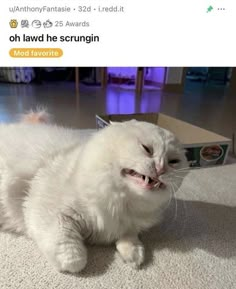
[75, 6, 125, 13]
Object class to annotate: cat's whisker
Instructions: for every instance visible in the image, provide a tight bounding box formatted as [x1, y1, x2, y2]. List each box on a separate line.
[168, 182, 175, 198]
[174, 166, 190, 170]
[169, 182, 178, 224]
[173, 168, 190, 173]
[168, 175, 187, 179]
[173, 192, 178, 223]
[176, 166, 201, 171]
[156, 182, 179, 240]
[169, 171, 187, 175]
[170, 170, 190, 176]
[165, 183, 175, 209]
[168, 168, 190, 180]
[164, 173, 187, 183]
[171, 182, 188, 238]
[168, 171, 186, 175]
[172, 175, 186, 179]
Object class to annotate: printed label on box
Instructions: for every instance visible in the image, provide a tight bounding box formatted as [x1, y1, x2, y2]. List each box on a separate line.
[186, 144, 228, 167]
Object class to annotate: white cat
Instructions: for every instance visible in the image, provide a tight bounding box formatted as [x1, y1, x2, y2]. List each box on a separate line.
[0, 113, 188, 273]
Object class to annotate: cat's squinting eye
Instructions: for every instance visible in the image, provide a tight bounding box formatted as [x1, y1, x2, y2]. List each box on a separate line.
[142, 144, 153, 155]
[168, 159, 180, 165]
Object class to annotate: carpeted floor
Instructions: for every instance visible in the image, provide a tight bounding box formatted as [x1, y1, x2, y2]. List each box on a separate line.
[0, 131, 236, 289]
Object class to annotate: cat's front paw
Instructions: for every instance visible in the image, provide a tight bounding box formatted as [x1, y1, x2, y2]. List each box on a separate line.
[117, 241, 145, 268]
[55, 243, 87, 273]
[56, 254, 87, 273]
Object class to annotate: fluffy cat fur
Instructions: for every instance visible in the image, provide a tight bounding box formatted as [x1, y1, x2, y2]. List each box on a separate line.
[20, 108, 52, 124]
[0, 112, 188, 273]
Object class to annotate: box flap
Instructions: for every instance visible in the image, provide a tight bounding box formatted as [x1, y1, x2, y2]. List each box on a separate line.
[96, 113, 230, 145]
[108, 113, 159, 124]
[158, 114, 230, 145]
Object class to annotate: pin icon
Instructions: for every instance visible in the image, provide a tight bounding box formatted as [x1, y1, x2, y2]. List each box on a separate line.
[207, 6, 213, 13]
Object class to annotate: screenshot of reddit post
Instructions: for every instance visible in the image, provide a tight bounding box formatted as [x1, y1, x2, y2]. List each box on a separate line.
[0, 1, 236, 289]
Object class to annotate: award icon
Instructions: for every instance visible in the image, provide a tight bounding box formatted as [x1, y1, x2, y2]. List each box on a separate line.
[9, 19, 18, 28]
[32, 20, 42, 28]
[43, 20, 53, 28]
[21, 20, 29, 28]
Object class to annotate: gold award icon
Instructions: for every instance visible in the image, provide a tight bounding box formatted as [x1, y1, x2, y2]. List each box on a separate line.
[10, 19, 18, 28]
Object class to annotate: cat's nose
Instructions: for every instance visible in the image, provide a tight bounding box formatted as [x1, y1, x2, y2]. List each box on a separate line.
[155, 165, 165, 176]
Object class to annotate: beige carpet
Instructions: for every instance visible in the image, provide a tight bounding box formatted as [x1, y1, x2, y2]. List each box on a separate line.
[0, 130, 236, 289]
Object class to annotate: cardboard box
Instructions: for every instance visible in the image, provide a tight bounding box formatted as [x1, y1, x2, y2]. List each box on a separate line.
[233, 132, 236, 156]
[96, 113, 231, 168]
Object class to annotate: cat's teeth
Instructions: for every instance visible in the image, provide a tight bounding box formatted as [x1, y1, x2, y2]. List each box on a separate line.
[145, 176, 149, 184]
[154, 182, 160, 188]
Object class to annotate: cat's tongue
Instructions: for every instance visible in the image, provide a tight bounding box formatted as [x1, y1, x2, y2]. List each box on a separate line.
[123, 169, 164, 190]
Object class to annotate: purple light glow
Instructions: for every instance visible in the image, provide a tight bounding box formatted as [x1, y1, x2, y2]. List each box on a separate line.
[108, 67, 136, 79]
[140, 94, 162, 113]
[106, 90, 162, 115]
[106, 67, 165, 114]
[106, 91, 135, 114]
[107, 67, 166, 84]
[145, 68, 166, 84]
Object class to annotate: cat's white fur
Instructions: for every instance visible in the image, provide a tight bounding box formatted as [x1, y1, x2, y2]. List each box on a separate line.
[0, 117, 188, 273]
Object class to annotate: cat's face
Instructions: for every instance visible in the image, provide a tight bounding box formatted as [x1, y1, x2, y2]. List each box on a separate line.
[110, 120, 189, 197]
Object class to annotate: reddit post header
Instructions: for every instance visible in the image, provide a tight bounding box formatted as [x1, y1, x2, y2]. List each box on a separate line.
[1, 0, 235, 66]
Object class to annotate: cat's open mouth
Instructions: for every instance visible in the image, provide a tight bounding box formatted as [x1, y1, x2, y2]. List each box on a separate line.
[122, 169, 165, 190]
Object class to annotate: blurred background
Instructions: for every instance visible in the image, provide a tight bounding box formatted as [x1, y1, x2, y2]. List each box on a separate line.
[0, 67, 235, 145]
